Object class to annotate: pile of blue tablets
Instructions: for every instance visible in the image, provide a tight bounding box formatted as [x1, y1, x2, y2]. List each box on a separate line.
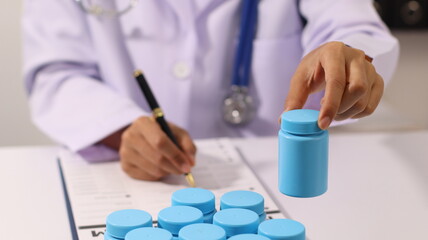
[104, 188, 305, 240]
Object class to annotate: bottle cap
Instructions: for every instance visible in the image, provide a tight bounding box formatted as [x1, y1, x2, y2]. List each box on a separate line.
[158, 206, 203, 235]
[178, 223, 226, 240]
[172, 188, 216, 214]
[228, 234, 270, 240]
[280, 109, 322, 134]
[258, 219, 305, 240]
[220, 190, 264, 215]
[213, 208, 259, 237]
[106, 209, 152, 238]
[125, 227, 173, 240]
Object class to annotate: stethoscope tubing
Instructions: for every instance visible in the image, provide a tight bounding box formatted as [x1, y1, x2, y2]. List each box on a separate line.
[232, 0, 259, 87]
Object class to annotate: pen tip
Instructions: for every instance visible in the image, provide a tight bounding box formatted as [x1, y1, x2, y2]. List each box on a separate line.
[185, 173, 196, 188]
[134, 69, 143, 78]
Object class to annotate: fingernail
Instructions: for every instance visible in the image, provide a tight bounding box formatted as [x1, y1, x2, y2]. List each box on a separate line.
[319, 116, 331, 129]
[181, 163, 191, 173]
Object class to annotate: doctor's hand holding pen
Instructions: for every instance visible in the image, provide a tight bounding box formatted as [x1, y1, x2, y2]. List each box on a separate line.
[101, 117, 196, 181]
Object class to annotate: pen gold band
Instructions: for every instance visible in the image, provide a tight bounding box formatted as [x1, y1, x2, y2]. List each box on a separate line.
[134, 69, 143, 78]
[153, 108, 164, 118]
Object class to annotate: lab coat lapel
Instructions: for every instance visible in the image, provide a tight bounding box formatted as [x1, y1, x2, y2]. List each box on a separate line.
[165, 0, 227, 26]
[164, 0, 196, 32]
[85, 1, 144, 105]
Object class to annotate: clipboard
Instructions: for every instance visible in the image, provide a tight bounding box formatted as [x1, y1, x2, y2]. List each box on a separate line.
[58, 138, 285, 240]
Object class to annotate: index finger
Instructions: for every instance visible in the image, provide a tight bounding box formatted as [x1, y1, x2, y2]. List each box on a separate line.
[318, 51, 346, 129]
[284, 67, 311, 112]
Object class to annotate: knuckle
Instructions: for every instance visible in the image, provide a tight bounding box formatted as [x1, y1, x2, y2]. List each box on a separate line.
[367, 61, 376, 72]
[119, 147, 129, 159]
[321, 42, 345, 57]
[131, 172, 151, 181]
[327, 41, 344, 51]
[154, 136, 168, 149]
[364, 104, 376, 115]
[377, 74, 385, 88]
[353, 101, 367, 112]
[153, 155, 166, 165]
[173, 127, 183, 135]
[190, 144, 197, 154]
[180, 129, 190, 138]
[120, 161, 133, 173]
[171, 152, 183, 161]
[121, 130, 131, 142]
[355, 49, 366, 59]
[135, 116, 151, 128]
[137, 116, 149, 123]
[151, 168, 166, 179]
[146, 175, 163, 181]
[132, 117, 143, 127]
[349, 82, 368, 96]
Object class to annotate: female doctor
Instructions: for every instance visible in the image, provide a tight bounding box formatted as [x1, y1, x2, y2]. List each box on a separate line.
[23, 0, 399, 181]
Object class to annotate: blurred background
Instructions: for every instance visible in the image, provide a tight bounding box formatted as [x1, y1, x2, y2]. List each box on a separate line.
[0, 0, 427, 146]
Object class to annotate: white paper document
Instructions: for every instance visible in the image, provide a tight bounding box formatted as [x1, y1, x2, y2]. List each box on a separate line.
[59, 138, 285, 240]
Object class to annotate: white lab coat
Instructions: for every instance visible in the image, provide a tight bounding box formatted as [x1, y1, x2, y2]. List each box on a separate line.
[23, 0, 399, 161]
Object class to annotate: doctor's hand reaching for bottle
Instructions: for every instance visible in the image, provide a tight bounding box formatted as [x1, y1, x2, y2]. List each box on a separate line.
[284, 41, 384, 129]
[101, 116, 196, 181]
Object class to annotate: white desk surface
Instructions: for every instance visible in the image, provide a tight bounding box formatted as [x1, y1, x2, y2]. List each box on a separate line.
[0, 130, 427, 240]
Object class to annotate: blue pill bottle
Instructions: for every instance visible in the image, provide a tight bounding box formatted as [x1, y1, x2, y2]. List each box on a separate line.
[158, 206, 204, 240]
[213, 208, 259, 238]
[172, 188, 216, 223]
[278, 109, 328, 198]
[258, 219, 305, 240]
[125, 227, 173, 240]
[220, 190, 266, 222]
[105, 209, 153, 239]
[178, 223, 226, 240]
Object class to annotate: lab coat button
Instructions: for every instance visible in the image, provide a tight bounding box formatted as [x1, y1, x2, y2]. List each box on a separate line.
[173, 62, 191, 79]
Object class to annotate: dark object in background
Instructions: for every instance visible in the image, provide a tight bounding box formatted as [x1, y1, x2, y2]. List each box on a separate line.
[374, 0, 393, 26]
[374, 0, 428, 29]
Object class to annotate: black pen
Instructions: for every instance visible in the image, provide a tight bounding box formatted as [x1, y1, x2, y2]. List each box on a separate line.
[133, 70, 196, 187]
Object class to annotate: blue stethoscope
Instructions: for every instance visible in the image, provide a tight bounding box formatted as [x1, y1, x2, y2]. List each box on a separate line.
[75, 0, 259, 125]
[223, 0, 259, 125]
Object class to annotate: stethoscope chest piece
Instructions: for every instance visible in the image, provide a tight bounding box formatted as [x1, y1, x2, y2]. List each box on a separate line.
[223, 85, 255, 126]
